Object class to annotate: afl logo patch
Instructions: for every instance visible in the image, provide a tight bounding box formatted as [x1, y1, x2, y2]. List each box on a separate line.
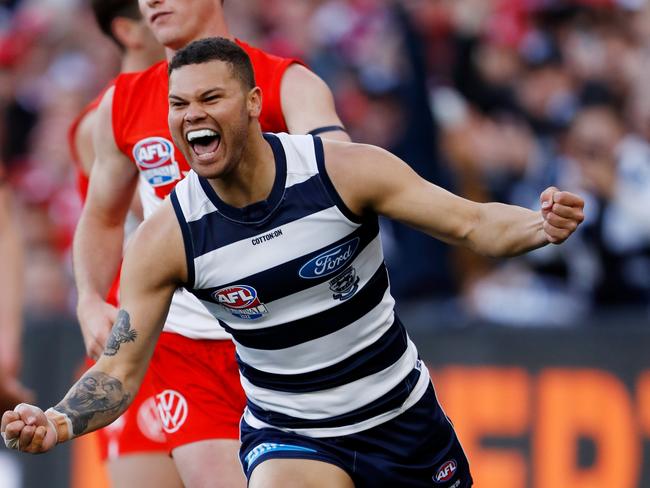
[133, 137, 181, 187]
[133, 137, 174, 169]
[434, 459, 458, 483]
[156, 390, 188, 434]
[299, 237, 359, 279]
[213, 285, 268, 320]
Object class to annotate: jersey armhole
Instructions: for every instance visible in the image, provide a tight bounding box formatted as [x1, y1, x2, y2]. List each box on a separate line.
[313, 136, 364, 224]
[170, 190, 196, 289]
[111, 81, 124, 155]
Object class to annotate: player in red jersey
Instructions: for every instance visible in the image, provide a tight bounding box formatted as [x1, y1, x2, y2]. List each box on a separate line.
[73, 1, 349, 486]
[68, 2, 181, 487]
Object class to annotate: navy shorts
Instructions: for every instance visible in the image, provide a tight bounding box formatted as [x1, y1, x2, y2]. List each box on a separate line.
[239, 383, 473, 487]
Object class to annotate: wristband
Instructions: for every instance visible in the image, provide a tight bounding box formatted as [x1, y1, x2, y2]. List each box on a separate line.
[45, 408, 73, 444]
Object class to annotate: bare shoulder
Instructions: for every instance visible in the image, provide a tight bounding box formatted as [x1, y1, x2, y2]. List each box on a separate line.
[123, 199, 187, 286]
[90, 85, 137, 184]
[282, 64, 326, 90]
[320, 140, 415, 215]
[95, 86, 115, 121]
[281, 64, 345, 136]
[93, 86, 118, 152]
[74, 109, 98, 176]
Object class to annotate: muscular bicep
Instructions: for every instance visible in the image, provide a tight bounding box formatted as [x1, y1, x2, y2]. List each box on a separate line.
[86, 87, 139, 226]
[93, 200, 185, 385]
[281, 64, 350, 142]
[324, 141, 479, 247]
[53, 206, 182, 438]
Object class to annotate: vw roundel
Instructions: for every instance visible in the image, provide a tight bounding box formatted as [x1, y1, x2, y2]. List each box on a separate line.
[434, 459, 457, 483]
[133, 137, 174, 169]
[299, 238, 360, 279]
[212, 285, 268, 320]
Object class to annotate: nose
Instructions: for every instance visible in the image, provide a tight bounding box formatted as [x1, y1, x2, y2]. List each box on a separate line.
[184, 103, 207, 124]
[145, 0, 162, 7]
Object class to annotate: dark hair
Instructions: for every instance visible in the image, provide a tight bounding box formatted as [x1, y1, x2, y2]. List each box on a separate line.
[90, 0, 141, 49]
[168, 37, 256, 90]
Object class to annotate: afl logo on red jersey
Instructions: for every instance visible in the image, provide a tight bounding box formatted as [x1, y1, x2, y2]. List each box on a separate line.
[213, 285, 268, 320]
[133, 137, 181, 187]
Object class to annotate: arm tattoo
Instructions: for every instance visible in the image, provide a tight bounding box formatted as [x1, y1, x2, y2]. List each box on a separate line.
[54, 371, 131, 436]
[104, 310, 137, 356]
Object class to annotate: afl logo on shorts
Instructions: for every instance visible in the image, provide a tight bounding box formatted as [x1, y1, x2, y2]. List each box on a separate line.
[213, 285, 268, 320]
[434, 459, 457, 483]
[133, 137, 181, 187]
[299, 237, 359, 279]
[156, 390, 188, 434]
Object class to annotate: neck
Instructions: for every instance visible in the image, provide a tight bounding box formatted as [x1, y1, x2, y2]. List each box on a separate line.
[208, 126, 275, 208]
[165, 16, 232, 61]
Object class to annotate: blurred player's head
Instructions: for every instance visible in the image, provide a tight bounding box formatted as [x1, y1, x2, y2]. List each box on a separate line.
[92, 0, 162, 60]
[566, 104, 624, 198]
[167, 37, 261, 180]
[138, 0, 227, 52]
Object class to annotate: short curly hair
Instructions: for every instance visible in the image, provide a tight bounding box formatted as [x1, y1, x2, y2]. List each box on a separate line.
[168, 37, 256, 90]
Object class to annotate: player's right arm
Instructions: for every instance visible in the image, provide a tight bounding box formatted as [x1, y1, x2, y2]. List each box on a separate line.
[73, 87, 139, 360]
[2, 200, 185, 453]
[324, 141, 584, 257]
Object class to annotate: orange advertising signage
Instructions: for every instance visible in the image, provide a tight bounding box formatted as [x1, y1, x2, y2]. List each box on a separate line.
[431, 366, 649, 488]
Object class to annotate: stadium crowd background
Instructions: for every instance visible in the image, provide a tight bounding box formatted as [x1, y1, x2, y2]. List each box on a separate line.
[1, 0, 648, 328]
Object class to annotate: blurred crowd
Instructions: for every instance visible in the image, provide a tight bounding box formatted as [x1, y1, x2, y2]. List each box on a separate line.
[1, 0, 649, 327]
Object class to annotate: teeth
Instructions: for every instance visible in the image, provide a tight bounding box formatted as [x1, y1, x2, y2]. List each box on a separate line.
[186, 129, 218, 142]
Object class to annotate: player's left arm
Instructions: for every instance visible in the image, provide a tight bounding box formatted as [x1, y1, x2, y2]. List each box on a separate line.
[1, 200, 185, 453]
[280, 64, 351, 142]
[324, 141, 585, 257]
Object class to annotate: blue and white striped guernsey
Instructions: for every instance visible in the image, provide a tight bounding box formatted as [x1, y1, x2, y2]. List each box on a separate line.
[170, 133, 431, 438]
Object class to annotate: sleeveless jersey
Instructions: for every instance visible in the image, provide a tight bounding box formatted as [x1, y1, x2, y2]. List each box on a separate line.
[171, 133, 430, 437]
[113, 40, 300, 339]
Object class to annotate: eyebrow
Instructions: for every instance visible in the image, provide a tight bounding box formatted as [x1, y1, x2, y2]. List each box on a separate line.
[200, 88, 224, 98]
[169, 87, 225, 101]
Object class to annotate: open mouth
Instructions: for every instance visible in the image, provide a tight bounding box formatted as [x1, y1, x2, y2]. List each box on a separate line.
[186, 129, 221, 160]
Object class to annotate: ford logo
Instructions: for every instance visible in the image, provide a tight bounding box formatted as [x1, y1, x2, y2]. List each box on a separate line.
[299, 238, 359, 279]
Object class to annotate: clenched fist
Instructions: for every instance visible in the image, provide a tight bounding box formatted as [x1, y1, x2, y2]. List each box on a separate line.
[540, 186, 585, 244]
[1, 403, 57, 454]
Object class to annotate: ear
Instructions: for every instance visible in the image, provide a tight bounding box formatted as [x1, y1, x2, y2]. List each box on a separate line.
[111, 17, 140, 50]
[247, 87, 262, 118]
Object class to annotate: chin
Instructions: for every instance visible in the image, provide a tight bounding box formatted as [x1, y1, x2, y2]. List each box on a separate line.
[154, 29, 185, 50]
[191, 160, 225, 180]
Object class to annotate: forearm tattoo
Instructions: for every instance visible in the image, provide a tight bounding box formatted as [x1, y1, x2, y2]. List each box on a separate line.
[53, 371, 131, 436]
[104, 310, 137, 356]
